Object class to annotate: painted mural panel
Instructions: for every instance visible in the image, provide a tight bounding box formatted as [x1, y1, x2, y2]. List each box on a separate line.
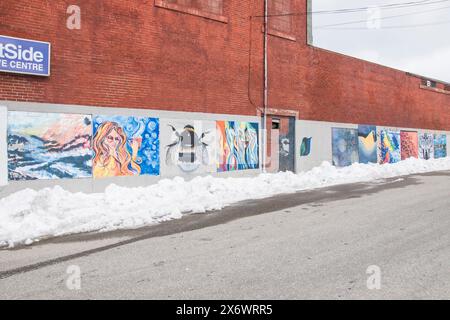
[161, 119, 216, 174]
[332, 128, 359, 167]
[296, 120, 333, 172]
[434, 134, 447, 159]
[217, 121, 259, 172]
[358, 125, 377, 164]
[300, 137, 312, 157]
[92, 115, 159, 178]
[379, 130, 401, 164]
[7, 111, 93, 181]
[419, 133, 434, 160]
[400, 131, 418, 160]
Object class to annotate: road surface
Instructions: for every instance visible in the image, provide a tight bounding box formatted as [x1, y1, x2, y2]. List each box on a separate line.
[1, 171, 450, 299]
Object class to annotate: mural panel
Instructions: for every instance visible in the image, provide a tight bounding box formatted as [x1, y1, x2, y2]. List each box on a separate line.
[379, 130, 401, 164]
[419, 133, 434, 160]
[161, 119, 216, 174]
[358, 125, 377, 164]
[7, 111, 93, 180]
[400, 131, 418, 160]
[332, 128, 359, 167]
[434, 134, 447, 159]
[217, 121, 259, 172]
[300, 137, 312, 157]
[92, 115, 159, 178]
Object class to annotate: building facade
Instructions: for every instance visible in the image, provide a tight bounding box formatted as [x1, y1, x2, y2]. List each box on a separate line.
[0, 0, 449, 196]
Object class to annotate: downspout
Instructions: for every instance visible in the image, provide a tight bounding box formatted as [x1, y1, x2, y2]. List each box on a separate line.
[262, 0, 268, 173]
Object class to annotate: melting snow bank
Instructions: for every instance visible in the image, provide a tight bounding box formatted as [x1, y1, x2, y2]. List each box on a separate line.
[1, 157, 450, 247]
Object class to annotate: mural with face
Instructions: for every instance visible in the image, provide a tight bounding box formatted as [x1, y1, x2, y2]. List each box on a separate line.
[217, 121, 259, 172]
[92, 115, 159, 178]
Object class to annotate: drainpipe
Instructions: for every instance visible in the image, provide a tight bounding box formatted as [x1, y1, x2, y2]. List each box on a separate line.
[262, 0, 268, 173]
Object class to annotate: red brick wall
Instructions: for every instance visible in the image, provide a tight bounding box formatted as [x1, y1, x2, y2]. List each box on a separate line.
[0, 0, 449, 130]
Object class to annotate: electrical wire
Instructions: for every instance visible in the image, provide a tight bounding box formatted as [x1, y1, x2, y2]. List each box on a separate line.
[315, 4, 450, 29]
[319, 19, 450, 30]
[253, 0, 450, 18]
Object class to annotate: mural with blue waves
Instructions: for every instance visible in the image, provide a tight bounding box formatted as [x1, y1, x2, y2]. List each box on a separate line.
[7, 111, 93, 180]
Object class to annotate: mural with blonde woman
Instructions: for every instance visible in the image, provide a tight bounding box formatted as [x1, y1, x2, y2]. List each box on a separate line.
[92, 116, 159, 178]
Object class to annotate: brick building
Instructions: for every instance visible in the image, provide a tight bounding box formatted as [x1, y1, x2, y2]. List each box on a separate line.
[0, 0, 449, 196]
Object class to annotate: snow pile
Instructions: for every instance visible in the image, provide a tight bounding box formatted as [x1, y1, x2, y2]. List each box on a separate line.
[1, 157, 449, 247]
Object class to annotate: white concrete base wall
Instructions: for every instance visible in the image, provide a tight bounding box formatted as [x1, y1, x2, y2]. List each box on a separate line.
[447, 134, 450, 157]
[0, 106, 7, 186]
[295, 120, 450, 172]
[1, 101, 449, 198]
[0, 101, 261, 198]
[296, 120, 357, 172]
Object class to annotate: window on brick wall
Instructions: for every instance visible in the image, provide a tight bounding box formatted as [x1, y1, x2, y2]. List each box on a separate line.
[165, 0, 223, 15]
[269, 0, 292, 34]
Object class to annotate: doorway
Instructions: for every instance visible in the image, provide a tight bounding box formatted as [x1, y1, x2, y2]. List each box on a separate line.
[265, 115, 295, 173]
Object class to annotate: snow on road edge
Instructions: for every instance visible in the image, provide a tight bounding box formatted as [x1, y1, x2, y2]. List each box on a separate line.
[1, 157, 449, 247]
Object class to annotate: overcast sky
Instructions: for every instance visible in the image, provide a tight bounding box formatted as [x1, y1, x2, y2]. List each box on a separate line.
[312, 0, 450, 83]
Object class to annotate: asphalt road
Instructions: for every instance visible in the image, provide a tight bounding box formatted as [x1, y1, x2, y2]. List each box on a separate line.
[1, 171, 450, 299]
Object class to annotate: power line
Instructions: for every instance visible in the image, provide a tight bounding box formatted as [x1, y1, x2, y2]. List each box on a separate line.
[253, 0, 450, 18]
[315, 4, 450, 29]
[319, 19, 450, 30]
[310, 0, 448, 15]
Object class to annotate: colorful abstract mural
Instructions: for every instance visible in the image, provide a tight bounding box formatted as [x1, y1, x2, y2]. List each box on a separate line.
[162, 119, 216, 174]
[419, 133, 434, 160]
[400, 131, 418, 160]
[332, 128, 359, 167]
[92, 115, 159, 178]
[358, 125, 377, 164]
[7, 111, 93, 180]
[379, 130, 401, 164]
[217, 121, 259, 172]
[434, 134, 447, 159]
[300, 137, 312, 157]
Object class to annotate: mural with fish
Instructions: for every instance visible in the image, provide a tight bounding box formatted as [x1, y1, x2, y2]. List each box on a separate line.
[358, 125, 377, 164]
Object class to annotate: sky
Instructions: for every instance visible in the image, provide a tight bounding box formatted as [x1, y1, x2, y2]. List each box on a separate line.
[312, 0, 450, 83]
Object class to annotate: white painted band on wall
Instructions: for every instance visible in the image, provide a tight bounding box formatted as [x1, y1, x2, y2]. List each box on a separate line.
[0, 106, 7, 186]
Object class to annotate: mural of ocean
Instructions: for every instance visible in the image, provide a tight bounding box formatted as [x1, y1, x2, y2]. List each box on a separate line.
[7, 112, 93, 181]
